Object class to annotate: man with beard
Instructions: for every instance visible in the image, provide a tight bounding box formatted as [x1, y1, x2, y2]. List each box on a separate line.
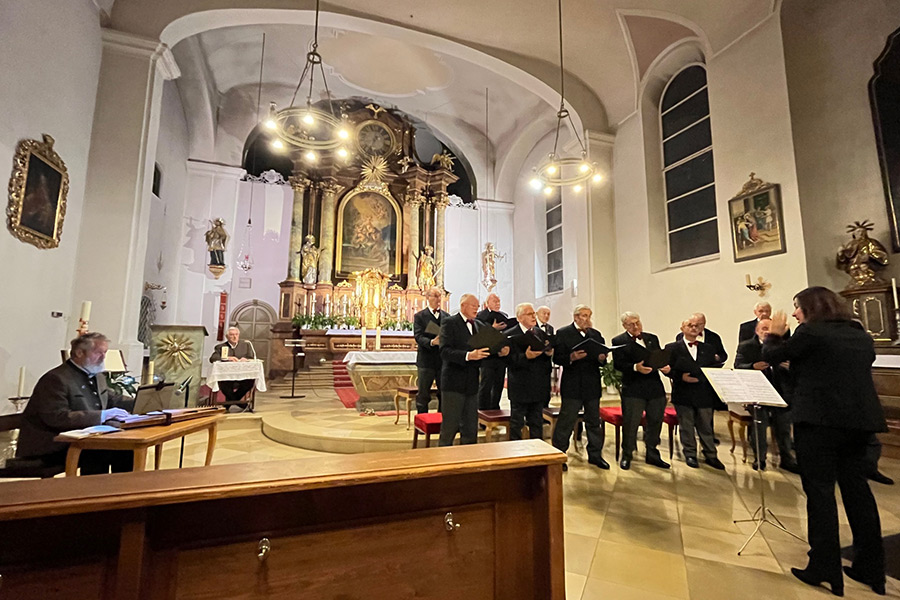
[17, 332, 135, 475]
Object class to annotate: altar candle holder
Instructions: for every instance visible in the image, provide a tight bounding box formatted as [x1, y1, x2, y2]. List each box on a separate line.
[4, 395, 30, 464]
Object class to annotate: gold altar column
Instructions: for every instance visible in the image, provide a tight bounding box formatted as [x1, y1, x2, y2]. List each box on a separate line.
[406, 192, 422, 289]
[318, 180, 342, 284]
[287, 175, 310, 280]
[434, 193, 449, 288]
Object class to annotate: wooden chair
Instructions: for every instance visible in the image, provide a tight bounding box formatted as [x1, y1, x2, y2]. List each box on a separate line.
[728, 410, 779, 463]
[542, 406, 583, 441]
[0, 414, 64, 479]
[394, 384, 438, 429]
[477, 409, 511, 442]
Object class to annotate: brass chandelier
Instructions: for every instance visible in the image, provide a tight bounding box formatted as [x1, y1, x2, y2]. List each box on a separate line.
[530, 0, 601, 195]
[264, 0, 351, 163]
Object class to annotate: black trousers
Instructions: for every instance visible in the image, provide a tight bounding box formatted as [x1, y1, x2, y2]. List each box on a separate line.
[416, 366, 441, 413]
[748, 407, 794, 465]
[621, 395, 666, 460]
[477, 362, 506, 410]
[439, 391, 478, 446]
[219, 379, 255, 406]
[794, 423, 884, 582]
[509, 400, 544, 440]
[551, 395, 604, 462]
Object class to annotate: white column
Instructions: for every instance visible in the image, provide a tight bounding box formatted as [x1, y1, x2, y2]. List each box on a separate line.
[71, 29, 180, 371]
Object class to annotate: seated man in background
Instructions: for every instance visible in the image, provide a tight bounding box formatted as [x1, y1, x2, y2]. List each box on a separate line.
[17, 332, 135, 475]
[209, 326, 256, 411]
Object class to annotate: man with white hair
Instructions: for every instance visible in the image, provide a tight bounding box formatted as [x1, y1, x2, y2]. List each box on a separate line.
[476, 293, 514, 410]
[210, 326, 256, 411]
[738, 301, 773, 344]
[17, 332, 135, 475]
[505, 303, 554, 440]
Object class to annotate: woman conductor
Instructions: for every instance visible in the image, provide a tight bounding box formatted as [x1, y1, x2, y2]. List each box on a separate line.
[764, 286, 886, 596]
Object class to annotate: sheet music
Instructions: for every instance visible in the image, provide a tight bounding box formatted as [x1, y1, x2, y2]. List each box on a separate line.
[701, 368, 788, 407]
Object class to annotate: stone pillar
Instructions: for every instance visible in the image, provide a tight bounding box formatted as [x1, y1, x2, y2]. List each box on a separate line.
[71, 29, 180, 371]
[318, 180, 343, 283]
[406, 192, 422, 290]
[287, 175, 310, 280]
[434, 193, 450, 288]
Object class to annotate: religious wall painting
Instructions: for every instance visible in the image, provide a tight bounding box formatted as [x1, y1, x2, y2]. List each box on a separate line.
[728, 173, 786, 262]
[6, 134, 68, 249]
[870, 26, 900, 251]
[335, 189, 401, 275]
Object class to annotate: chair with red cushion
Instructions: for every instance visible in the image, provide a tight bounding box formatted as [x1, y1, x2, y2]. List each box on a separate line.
[477, 409, 511, 442]
[663, 406, 679, 459]
[412, 412, 443, 448]
[601, 405, 681, 461]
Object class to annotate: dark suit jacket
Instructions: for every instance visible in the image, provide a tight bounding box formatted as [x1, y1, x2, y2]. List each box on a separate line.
[762, 321, 886, 431]
[414, 307, 449, 369]
[676, 328, 727, 366]
[476, 309, 514, 370]
[612, 331, 666, 400]
[734, 337, 794, 402]
[440, 314, 483, 395]
[665, 340, 721, 408]
[505, 325, 552, 404]
[553, 324, 604, 400]
[210, 340, 255, 363]
[739, 319, 791, 344]
[17, 361, 135, 459]
[537, 322, 555, 337]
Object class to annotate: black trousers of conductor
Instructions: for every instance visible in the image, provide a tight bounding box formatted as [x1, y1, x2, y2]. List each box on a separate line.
[793, 423, 884, 583]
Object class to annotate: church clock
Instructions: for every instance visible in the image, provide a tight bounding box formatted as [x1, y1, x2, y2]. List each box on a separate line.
[355, 120, 395, 157]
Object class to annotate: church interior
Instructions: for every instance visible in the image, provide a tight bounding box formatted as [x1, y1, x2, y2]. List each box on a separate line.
[3, 0, 900, 598]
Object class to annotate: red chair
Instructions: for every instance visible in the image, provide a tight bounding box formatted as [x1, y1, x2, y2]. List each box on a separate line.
[600, 406, 680, 461]
[413, 413, 443, 448]
[663, 406, 679, 460]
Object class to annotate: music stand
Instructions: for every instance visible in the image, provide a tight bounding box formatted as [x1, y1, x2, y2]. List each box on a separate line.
[176, 376, 192, 468]
[281, 339, 306, 399]
[732, 402, 804, 553]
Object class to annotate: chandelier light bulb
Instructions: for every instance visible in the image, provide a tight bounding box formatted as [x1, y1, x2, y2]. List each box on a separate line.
[305, 150, 318, 162]
[529, 178, 542, 190]
[337, 128, 350, 139]
[337, 147, 349, 159]
[302, 113, 315, 126]
[592, 173, 603, 183]
[547, 164, 558, 175]
[579, 163, 590, 173]
[573, 184, 583, 192]
[271, 139, 285, 150]
[264, 119, 277, 130]
[543, 186, 554, 196]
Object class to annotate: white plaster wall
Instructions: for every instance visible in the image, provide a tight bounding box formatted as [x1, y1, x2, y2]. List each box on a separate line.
[0, 0, 102, 408]
[612, 15, 808, 359]
[781, 0, 900, 289]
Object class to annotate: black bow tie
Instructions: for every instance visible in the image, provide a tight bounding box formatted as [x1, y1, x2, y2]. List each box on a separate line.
[632, 334, 642, 341]
[688, 341, 698, 347]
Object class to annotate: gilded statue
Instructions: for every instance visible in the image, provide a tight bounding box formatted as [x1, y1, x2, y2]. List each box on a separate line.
[836, 220, 889, 289]
[416, 245, 437, 290]
[204, 218, 229, 266]
[481, 242, 504, 292]
[430, 152, 455, 170]
[300, 234, 321, 285]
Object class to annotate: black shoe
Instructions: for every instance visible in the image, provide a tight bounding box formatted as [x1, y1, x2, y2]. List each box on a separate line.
[843, 566, 885, 595]
[588, 457, 611, 470]
[791, 567, 843, 596]
[646, 455, 671, 469]
[752, 460, 766, 471]
[686, 457, 699, 468]
[780, 461, 800, 475]
[705, 457, 726, 470]
[869, 471, 895, 485]
[713, 437, 721, 445]
[620, 457, 631, 470]
[562, 463, 568, 472]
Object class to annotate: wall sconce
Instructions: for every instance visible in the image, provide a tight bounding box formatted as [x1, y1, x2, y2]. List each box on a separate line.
[144, 282, 168, 310]
[744, 274, 771, 297]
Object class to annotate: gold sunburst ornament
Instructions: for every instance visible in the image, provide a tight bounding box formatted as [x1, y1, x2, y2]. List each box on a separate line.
[361, 156, 389, 183]
[154, 333, 195, 372]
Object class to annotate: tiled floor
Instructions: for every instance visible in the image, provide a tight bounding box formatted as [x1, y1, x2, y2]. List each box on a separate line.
[10, 384, 900, 599]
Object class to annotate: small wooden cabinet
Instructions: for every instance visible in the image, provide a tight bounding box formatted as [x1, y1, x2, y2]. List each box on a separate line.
[0, 440, 565, 599]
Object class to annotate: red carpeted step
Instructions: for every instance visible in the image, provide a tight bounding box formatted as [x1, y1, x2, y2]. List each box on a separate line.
[336, 387, 359, 408]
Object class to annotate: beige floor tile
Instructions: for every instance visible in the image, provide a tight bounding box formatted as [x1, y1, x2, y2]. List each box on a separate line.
[588, 540, 689, 598]
[565, 572, 586, 600]
[607, 491, 680, 523]
[684, 556, 804, 600]
[599, 512, 684, 554]
[681, 523, 782, 574]
[565, 532, 599, 576]
[580, 578, 682, 600]
[677, 501, 754, 533]
[564, 503, 606, 538]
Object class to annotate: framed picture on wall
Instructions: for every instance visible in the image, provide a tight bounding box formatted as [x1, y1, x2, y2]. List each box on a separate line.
[6, 134, 69, 249]
[728, 173, 786, 262]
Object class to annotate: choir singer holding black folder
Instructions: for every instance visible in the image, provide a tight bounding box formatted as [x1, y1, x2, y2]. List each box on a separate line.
[505, 303, 554, 440]
[763, 286, 887, 596]
[476, 293, 516, 410]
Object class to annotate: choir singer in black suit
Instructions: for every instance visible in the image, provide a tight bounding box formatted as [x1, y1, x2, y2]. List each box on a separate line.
[476, 293, 513, 410]
[536, 305, 555, 407]
[764, 287, 886, 596]
[738, 301, 772, 344]
[505, 303, 553, 440]
[665, 316, 726, 470]
[612, 312, 671, 470]
[413, 287, 450, 414]
[734, 318, 799, 473]
[551, 304, 609, 470]
[439, 294, 509, 446]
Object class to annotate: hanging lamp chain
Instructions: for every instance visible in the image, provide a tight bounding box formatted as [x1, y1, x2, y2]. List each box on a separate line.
[551, 0, 587, 159]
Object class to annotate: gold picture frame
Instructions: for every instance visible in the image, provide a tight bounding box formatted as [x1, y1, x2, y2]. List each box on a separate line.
[335, 185, 402, 276]
[7, 134, 68, 249]
[728, 173, 786, 263]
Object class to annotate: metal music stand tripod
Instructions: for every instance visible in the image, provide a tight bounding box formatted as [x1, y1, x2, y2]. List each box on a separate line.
[733, 402, 804, 554]
[281, 339, 306, 399]
[176, 376, 192, 468]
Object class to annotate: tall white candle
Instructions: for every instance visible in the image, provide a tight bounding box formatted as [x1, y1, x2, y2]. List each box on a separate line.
[361, 327, 367, 350]
[146, 361, 155, 384]
[80, 301, 92, 322]
[17, 367, 25, 398]
[745, 274, 752, 287]
[893, 278, 899, 311]
[375, 327, 382, 350]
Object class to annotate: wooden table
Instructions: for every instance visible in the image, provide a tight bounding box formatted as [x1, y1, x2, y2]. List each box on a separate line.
[54, 414, 224, 476]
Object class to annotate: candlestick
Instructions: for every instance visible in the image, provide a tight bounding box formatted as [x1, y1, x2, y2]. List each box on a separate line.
[361, 327, 367, 350]
[17, 367, 25, 398]
[80, 301, 92, 322]
[146, 361, 155, 384]
[745, 274, 751, 287]
[893, 278, 898, 311]
[375, 327, 382, 350]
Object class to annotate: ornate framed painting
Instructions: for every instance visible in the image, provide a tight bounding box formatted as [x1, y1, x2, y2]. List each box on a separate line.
[728, 173, 787, 262]
[7, 134, 68, 249]
[335, 187, 402, 276]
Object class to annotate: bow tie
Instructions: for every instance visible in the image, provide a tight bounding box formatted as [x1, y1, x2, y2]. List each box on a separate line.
[632, 334, 642, 340]
[688, 341, 698, 347]
[466, 319, 474, 325]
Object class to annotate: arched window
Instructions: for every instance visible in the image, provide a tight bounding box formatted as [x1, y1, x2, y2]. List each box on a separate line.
[545, 186, 564, 293]
[660, 64, 718, 264]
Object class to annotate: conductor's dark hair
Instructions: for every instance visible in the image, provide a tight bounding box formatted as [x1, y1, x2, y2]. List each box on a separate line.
[793, 286, 853, 322]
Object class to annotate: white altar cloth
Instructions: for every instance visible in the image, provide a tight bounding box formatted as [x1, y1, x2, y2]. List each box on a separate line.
[343, 351, 417, 366]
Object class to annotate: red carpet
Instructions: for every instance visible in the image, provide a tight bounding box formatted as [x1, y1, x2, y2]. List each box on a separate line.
[333, 361, 358, 407]
[336, 387, 359, 408]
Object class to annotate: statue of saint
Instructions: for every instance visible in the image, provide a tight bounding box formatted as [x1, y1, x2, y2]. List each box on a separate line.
[417, 245, 437, 290]
[204, 218, 228, 266]
[300, 234, 321, 284]
[481, 242, 503, 292]
[836, 220, 889, 289]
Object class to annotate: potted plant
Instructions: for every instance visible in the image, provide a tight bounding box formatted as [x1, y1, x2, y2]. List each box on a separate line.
[600, 354, 622, 395]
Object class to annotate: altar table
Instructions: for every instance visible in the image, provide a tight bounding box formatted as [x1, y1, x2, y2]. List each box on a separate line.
[207, 359, 268, 392]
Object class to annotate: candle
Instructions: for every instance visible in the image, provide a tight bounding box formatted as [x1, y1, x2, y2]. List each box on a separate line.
[361, 327, 367, 350]
[80, 301, 92, 322]
[893, 278, 899, 311]
[221, 346, 228, 360]
[745, 274, 751, 286]
[17, 367, 25, 398]
[375, 327, 382, 350]
[146, 361, 155, 384]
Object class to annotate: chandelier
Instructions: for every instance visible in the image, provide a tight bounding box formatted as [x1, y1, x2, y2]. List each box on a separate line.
[530, 0, 601, 194]
[264, 0, 351, 162]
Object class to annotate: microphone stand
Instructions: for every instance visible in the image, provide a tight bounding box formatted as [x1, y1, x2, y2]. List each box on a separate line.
[281, 339, 305, 399]
[177, 378, 191, 468]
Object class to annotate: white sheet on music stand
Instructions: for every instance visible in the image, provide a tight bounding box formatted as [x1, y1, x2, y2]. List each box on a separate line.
[701, 368, 788, 408]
